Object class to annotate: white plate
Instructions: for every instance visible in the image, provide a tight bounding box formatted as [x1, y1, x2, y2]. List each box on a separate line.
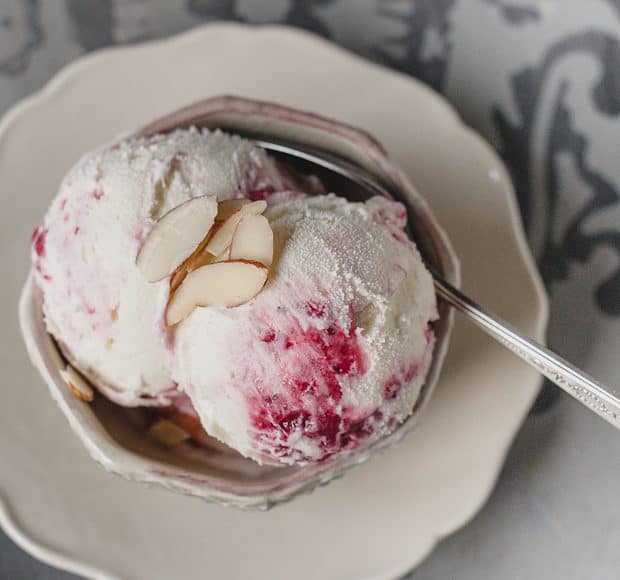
[0, 24, 548, 580]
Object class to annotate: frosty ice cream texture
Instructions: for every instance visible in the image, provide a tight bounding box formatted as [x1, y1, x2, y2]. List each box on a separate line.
[32, 127, 438, 465]
[32, 128, 284, 407]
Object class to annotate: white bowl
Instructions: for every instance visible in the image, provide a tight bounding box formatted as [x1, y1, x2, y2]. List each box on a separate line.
[19, 96, 459, 509]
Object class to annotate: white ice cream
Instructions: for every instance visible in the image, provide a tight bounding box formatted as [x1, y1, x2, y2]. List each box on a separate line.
[32, 128, 284, 405]
[173, 194, 437, 465]
[33, 128, 437, 466]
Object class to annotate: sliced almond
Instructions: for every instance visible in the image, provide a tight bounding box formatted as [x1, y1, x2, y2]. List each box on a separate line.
[163, 411, 204, 439]
[147, 419, 190, 447]
[137, 195, 218, 282]
[60, 365, 94, 402]
[166, 260, 269, 325]
[169, 245, 229, 293]
[170, 245, 212, 293]
[205, 200, 267, 257]
[169, 268, 186, 295]
[182, 243, 229, 272]
[216, 198, 251, 221]
[167, 200, 263, 291]
[214, 248, 230, 262]
[229, 214, 273, 266]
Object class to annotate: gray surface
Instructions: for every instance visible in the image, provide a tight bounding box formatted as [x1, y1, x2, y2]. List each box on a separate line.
[1, 1, 619, 579]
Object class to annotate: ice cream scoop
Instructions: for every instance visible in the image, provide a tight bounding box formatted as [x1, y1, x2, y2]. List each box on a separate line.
[32, 128, 286, 406]
[173, 194, 437, 464]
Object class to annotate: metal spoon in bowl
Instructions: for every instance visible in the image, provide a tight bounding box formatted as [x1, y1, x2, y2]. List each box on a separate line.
[255, 138, 620, 431]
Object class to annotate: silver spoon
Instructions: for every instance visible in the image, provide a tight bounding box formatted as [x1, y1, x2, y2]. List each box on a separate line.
[255, 138, 620, 431]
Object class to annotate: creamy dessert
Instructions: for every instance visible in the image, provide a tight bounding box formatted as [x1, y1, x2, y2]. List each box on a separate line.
[32, 127, 437, 466]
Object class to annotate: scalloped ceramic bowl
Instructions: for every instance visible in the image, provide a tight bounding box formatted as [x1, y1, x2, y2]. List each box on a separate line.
[19, 96, 459, 509]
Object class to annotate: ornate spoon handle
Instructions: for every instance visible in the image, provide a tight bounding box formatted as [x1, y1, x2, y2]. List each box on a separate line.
[434, 276, 620, 429]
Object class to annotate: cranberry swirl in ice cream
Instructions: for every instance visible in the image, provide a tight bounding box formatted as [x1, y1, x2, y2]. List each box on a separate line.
[32, 128, 437, 466]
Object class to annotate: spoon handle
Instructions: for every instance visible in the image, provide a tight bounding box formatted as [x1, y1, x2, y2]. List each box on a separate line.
[434, 276, 620, 429]
[253, 137, 619, 429]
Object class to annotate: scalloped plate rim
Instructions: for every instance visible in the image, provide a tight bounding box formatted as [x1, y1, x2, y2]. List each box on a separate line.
[0, 22, 549, 580]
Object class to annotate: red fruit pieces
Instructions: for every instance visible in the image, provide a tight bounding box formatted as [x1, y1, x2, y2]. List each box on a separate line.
[384, 376, 401, 400]
[305, 300, 326, 318]
[246, 186, 275, 201]
[32, 226, 47, 257]
[250, 313, 372, 460]
[383, 359, 424, 401]
[261, 328, 276, 343]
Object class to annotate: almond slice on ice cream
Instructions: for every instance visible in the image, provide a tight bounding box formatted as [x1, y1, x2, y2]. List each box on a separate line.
[216, 198, 251, 221]
[169, 245, 230, 293]
[213, 248, 230, 263]
[147, 419, 190, 447]
[137, 195, 218, 282]
[60, 365, 94, 402]
[205, 200, 267, 257]
[166, 260, 269, 325]
[229, 214, 273, 266]
[169, 244, 211, 293]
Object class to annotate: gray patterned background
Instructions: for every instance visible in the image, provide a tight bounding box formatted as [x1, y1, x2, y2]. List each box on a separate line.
[1, 1, 619, 579]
